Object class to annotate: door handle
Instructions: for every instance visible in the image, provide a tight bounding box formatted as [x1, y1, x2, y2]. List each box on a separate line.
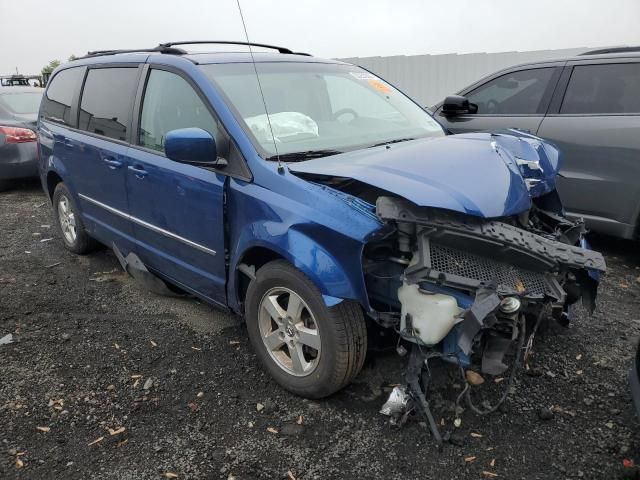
[102, 156, 123, 169]
[128, 164, 148, 178]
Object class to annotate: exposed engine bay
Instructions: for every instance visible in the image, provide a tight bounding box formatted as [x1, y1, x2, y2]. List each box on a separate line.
[365, 193, 606, 446]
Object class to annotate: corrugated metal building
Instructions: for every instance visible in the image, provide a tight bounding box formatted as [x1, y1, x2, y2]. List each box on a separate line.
[339, 47, 588, 108]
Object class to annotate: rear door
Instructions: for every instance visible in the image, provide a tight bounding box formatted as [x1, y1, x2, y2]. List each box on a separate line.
[126, 67, 228, 305]
[437, 65, 562, 134]
[68, 66, 141, 246]
[537, 59, 640, 237]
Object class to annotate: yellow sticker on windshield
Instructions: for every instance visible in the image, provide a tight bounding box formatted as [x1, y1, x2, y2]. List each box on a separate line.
[367, 79, 391, 93]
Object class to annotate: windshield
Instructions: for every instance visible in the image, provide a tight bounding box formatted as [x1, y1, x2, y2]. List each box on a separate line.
[201, 62, 444, 159]
[0, 92, 43, 114]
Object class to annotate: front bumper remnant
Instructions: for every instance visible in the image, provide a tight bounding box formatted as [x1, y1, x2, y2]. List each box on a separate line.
[374, 195, 606, 444]
[377, 196, 606, 281]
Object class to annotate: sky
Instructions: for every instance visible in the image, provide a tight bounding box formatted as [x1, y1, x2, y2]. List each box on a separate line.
[1, 0, 639, 75]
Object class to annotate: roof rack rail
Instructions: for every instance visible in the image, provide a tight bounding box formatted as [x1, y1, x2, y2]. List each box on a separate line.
[77, 45, 187, 60]
[158, 41, 298, 55]
[76, 41, 309, 61]
[578, 46, 640, 56]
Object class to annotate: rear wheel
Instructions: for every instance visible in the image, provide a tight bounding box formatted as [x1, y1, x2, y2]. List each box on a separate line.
[245, 260, 367, 398]
[52, 183, 98, 254]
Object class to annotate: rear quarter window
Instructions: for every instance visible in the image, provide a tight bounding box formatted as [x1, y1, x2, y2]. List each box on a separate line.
[40, 68, 84, 125]
[78, 67, 139, 141]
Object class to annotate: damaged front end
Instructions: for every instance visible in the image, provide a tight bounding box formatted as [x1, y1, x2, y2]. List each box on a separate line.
[367, 195, 605, 445]
[289, 131, 606, 445]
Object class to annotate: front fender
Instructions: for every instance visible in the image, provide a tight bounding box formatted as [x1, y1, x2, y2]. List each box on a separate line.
[230, 229, 369, 310]
[226, 178, 384, 313]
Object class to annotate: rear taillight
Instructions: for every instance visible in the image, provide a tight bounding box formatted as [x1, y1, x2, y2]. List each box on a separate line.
[0, 126, 37, 144]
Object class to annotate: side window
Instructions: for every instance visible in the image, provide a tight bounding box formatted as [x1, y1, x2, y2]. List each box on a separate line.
[40, 68, 83, 126]
[139, 69, 219, 153]
[78, 68, 139, 141]
[466, 68, 555, 115]
[560, 63, 640, 114]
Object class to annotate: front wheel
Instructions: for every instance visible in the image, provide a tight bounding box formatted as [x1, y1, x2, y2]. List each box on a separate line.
[245, 260, 367, 399]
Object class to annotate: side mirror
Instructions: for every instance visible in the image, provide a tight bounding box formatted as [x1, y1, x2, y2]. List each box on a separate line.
[441, 95, 477, 116]
[164, 128, 220, 166]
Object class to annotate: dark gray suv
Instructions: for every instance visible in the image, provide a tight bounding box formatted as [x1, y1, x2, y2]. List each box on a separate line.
[434, 47, 640, 240]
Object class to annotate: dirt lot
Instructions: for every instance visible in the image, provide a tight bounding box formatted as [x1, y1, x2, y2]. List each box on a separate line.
[1, 180, 639, 479]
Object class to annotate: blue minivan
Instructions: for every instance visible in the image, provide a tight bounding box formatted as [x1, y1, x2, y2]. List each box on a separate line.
[38, 42, 605, 403]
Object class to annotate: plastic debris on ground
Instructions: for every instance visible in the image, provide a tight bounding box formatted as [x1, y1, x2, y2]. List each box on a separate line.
[380, 385, 409, 421]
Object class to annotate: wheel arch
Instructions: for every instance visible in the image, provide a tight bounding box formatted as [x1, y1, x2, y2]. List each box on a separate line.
[46, 170, 64, 200]
[43, 158, 78, 204]
[233, 245, 287, 312]
[228, 235, 370, 315]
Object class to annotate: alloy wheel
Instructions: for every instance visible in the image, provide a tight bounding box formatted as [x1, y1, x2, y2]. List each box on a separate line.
[57, 194, 77, 244]
[258, 287, 321, 376]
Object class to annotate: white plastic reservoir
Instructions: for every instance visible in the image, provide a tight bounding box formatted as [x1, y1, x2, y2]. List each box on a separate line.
[398, 282, 462, 345]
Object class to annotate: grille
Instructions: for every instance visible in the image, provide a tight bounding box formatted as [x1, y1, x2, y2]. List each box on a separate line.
[429, 243, 547, 296]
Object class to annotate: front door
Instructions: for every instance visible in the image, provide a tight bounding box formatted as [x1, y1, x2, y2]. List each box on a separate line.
[126, 68, 227, 305]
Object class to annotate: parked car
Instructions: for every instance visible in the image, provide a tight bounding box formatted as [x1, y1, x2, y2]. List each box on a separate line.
[38, 42, 604, 402]
[0, 86, 43, 191]
[0, 75, 31, 87]
[433, 47, 640, 240]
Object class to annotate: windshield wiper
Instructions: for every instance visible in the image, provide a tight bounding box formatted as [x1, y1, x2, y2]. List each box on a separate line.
[368, 137, 415, 148]
[266, 149, 343, 162]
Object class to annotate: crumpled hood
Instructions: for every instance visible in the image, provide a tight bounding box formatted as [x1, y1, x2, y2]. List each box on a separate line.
[289, 130, 561, 218]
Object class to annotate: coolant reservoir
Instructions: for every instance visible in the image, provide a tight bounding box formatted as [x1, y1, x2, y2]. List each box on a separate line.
[398, 282, 462, 345]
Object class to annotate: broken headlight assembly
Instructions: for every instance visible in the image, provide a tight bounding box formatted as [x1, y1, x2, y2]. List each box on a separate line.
[366, 195, 606, 447]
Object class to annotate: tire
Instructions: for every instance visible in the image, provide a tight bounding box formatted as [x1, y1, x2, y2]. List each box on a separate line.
[0, 180, 12, 192]
[52, 183, 99, 254]
[245, 260, 367, 399]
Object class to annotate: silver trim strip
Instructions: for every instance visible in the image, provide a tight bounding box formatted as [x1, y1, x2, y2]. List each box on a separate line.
[78, 193, 217, 256]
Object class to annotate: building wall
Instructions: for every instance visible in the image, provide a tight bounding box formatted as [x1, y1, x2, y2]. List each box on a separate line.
[339, 47, 588, 108]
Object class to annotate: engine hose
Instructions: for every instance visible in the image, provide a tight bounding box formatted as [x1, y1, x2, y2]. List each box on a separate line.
[457, 313, 527, 416]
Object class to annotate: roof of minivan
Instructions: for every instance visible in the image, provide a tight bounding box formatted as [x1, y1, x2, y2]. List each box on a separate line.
[186, 52, 345, 65]
[67, 51, 345, 68]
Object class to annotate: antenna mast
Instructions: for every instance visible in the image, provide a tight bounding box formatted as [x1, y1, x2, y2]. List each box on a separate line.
[235, 0, 284, 172]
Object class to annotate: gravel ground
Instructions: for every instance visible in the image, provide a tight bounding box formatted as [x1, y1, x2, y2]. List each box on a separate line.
[1, 180, 639, 480]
